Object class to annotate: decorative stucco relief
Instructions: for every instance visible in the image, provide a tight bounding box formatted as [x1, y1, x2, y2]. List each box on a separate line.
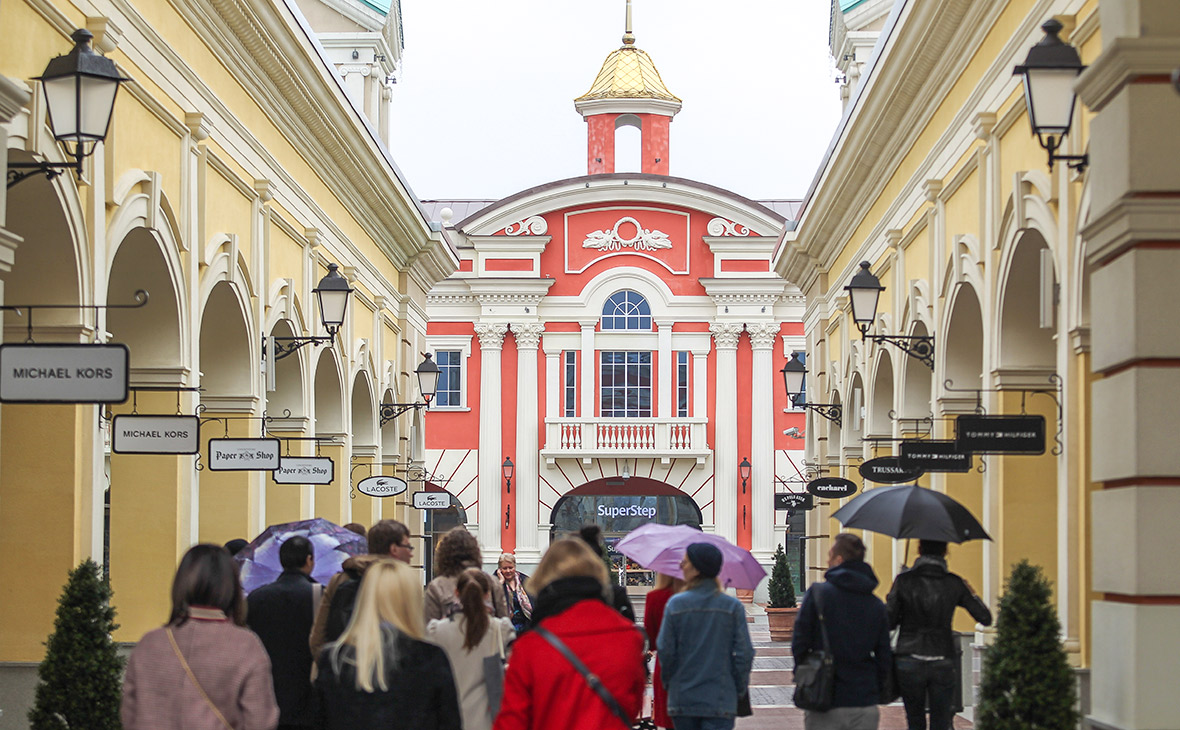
[502, 216, 547, 236]
[583, 217, 673, 252]
[706, 217, 751, 236]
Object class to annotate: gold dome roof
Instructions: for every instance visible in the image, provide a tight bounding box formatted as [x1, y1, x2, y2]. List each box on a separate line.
[575, 40, 680, 104]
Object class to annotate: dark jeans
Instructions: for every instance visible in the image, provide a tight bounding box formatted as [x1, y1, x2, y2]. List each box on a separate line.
[896, 656, 957, 730]
[672, 717, 735, 730]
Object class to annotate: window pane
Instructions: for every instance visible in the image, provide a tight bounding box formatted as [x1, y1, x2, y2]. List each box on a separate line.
[600, 350, 652, 417]
[435, 350, 461, 407]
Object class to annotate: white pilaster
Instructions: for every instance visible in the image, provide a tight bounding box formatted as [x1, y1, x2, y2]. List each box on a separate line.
[710, 323, 744, 543]
[579, 322, 595, 417]
[544, 347, 560, 420]
[692, 350, 708, 417]
[748, 322, 778, 562]
[512, 323, 544, 564]
[474, 322, 508, 556]
[657, 321, 673, 418]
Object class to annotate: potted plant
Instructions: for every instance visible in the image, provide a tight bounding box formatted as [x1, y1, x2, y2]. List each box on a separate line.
[765, 543, 798, 642]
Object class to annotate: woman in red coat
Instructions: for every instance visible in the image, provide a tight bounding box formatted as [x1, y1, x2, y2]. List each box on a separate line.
[643, 572, 684, 729]
[493, 538, 645, 730]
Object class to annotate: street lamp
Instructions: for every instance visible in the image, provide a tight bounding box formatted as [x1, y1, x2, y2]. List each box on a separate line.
[267, 264, 355, 360]
[379, 353, 441, 425]
[780, 352, 843, 426]
[8, 29, 129, 189]
[502, 457, 514, 494]
[739, 457, 751, 494]
[844, 261, 935, 369]
[1013, 19, 1088, 172]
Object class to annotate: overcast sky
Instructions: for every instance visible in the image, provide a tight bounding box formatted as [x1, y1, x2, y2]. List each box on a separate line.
[387, 1, 843, 202]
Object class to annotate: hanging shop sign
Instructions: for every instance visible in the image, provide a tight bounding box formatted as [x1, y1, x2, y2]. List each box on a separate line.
[0, 343, 129, 403]
[112, 415, 200, 454]
[273, 457, 334, 485]
[899, 439, 973, 473]
[806, 477, 859, 499]
[412, 491, 451, 510]
[859, 456, 924, 484]
[208, 438, 281, 471]
[356, 475, 408, 498]
[955, 414, 1045, 454]
[775, 493, 814, 511]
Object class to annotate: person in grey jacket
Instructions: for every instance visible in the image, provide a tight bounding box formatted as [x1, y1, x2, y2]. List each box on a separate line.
[656, 543, 754, 730]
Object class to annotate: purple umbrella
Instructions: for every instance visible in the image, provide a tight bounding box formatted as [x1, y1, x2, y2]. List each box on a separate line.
[234, 518, 367, 593]
[615, 523, 767, 590]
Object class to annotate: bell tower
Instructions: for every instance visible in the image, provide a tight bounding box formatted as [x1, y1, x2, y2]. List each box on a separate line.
[574, 0, 682, 175]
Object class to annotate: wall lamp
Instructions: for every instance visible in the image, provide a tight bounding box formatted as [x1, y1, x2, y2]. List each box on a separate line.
[502, 457, 514, 494]
[266, 264, 353, 360]
[780, 353, 843, 426]
[739, 457, 751, 494]
[8, 29, 129, 189]
[1013, 19, 1088, 172]
[845, 261, 935, 369]
[379, 353, 441, 425]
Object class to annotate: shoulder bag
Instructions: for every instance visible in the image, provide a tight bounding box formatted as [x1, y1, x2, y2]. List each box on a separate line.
[483, 619, 507, 716]
[792, 585, 835, 712]
[166, 628, 234, 730]
[534, 625, 634, 729]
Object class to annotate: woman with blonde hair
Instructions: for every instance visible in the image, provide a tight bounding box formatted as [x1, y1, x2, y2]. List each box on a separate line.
[315, 559, 461, 729]
[493, 552, 533, 632]
[493, 538, 645, 730]
[428, 568, 515, 730]
[644, 571, 685, 729]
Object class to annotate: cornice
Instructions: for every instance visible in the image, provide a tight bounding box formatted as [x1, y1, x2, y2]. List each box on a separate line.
[573, 97, 682, 119]
[1076, 36, 1180, 112]
[0, 76, 31, 124]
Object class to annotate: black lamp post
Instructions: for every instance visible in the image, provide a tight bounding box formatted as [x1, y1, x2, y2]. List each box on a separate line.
[268, 264, 354, 360]
[844, 261, 935, 369]
[380, 353, 441, 425]
[739, 457, 751, 494]
[502, 457, 514, 494]
[1013, 19, 1088, 171]
[780, 352, 842, 426]
[9, 29, 130, 189]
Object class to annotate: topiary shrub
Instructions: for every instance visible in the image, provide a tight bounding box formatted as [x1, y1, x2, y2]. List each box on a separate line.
[976, 559, 1077, 730]
[28, 559, 124, 730]
[767, 543, 797, 608]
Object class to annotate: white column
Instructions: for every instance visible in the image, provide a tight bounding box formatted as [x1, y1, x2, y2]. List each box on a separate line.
[692, 351, 708, 417]
[579, 322, 595, 418]
[512, 323, 544, 564]
[748, 323, 779, 563]
[474, 322, 508, 557]
[657, 321, 673, 418]
[710, 323, 744, 543]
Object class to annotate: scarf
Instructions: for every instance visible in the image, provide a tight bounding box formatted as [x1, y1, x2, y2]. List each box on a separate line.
[497, 569, 533, 619]
[526, 576, 607, 629]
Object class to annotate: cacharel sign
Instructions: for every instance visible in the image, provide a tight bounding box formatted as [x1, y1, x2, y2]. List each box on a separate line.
[858, 456, 924, 484]
[806, 477, 859, 499]
[597, 503, 657, 519]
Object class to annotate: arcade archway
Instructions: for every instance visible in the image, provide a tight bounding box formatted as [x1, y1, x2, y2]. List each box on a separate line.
[549, 477, 702, 587]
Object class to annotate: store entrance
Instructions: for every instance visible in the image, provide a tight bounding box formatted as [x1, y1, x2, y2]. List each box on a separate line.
[550, 477, 702, 589]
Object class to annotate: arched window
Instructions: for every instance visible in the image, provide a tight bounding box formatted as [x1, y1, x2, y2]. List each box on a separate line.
[601, 290, 652, 330]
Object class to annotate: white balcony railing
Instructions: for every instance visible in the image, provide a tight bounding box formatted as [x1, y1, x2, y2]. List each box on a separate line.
[541, 417, 710, 464]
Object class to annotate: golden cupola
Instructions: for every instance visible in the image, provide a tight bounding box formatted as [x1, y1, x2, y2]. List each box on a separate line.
[574, 0, 681, 176]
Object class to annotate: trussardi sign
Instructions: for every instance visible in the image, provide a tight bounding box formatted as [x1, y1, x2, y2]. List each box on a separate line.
[858, 457, 924, 484]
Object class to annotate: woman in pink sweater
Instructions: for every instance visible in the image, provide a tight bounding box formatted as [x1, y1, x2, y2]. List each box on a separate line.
[121, 544, 279, 730]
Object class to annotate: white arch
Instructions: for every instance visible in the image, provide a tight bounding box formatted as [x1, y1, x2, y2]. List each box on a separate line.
[575, 266, 677, 318]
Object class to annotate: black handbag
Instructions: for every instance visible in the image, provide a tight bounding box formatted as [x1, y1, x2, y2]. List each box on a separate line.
[792, 585, 835, 711]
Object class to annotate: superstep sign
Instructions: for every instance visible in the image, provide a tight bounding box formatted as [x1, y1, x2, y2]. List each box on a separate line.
[0, 344, 129, 403]
[112, 415, 200, 454]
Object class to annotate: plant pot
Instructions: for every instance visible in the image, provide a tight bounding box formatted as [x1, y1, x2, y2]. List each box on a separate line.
[766, 606, 798, 642]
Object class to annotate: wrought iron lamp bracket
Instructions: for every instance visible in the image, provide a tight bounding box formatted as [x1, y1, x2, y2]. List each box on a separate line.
[379, 402, 429, 426]
[862, 330, 935, 370]
[266, 335, 334, 361]
[792, 395, 842, 427]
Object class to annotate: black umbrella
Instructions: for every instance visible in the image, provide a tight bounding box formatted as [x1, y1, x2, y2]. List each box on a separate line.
[830, 484, 990, 543]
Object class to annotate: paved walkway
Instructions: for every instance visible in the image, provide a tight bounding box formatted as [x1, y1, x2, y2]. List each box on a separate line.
[635, 595, 972, 730]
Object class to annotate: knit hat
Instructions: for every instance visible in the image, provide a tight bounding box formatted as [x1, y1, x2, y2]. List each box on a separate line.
[685, 542, 723, 579]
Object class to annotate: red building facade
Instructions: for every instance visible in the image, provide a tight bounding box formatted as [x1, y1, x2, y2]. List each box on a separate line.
[423, 24, 806, 587]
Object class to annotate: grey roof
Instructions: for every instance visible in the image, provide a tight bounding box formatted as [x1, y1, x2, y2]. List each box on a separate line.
[419, 200, 496, 226]
[758, 200, 804, 220]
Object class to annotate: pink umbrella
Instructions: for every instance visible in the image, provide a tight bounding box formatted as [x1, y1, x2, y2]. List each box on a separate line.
[615, 523, 767, 589]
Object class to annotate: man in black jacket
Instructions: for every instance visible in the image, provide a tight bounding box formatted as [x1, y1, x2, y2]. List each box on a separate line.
[793, 533, 892, 729]
[886, 540, 992, 730]
[247, 535, 320, 730]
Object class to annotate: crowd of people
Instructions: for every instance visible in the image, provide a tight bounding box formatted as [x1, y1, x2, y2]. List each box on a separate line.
[118, 519, 988, 730]
[119, 520, 755, 730]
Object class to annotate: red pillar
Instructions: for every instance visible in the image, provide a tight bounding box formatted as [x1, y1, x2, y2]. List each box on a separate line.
[642, 115, 671, 175]
[587, 115, 616, 174]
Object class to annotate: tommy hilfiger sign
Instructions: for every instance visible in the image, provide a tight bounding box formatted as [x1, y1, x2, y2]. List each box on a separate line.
[955, 415, 1045, 455]
[899, 440, 973, 473]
